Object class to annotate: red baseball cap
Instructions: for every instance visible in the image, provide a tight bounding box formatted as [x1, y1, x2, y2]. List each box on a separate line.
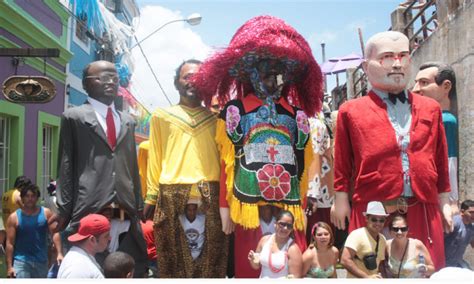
[68, 214, 111, 243]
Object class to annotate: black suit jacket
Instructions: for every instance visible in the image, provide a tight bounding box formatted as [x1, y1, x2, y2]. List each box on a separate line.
[56, 103, 143, 225]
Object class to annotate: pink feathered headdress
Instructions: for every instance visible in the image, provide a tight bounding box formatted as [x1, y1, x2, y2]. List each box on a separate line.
[192, 15, 323, 116]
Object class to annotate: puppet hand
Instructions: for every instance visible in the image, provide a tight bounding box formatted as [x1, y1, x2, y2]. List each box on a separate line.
[442, 205, 453, 233]
[330, 192, 350, 230]
[306, 197, 318, 216]
[48, 213, 68, 233]
[220, 207, 235, 235]
[450, 201, 460, 216]
[439, 192, 453, 233]
[143, 204, 156, 221]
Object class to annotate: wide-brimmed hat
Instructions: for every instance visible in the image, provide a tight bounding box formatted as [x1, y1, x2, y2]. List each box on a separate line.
[68, 214, 111, 242]
[363, 201, 389, 217]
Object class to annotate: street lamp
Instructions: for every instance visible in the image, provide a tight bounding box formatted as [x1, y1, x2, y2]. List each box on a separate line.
[130, 13, 202, 105]
[321, 41, 327, 95]
[131, 13, 202, 49]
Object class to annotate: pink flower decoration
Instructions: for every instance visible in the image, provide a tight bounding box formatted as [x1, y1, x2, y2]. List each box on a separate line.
[296, 110, 310, 134]
[226, 105, 241, 133]
[257, 164, 291, 201]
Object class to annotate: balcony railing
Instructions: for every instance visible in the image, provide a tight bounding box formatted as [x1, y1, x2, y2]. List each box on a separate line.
[403, 0, 438, 50]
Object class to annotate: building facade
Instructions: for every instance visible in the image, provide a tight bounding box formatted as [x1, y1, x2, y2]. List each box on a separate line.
[0, 0, 146, 201]
[0, 0, 72, 198]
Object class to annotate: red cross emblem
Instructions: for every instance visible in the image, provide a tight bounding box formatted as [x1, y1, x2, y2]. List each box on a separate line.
[267, 146, 279, 162]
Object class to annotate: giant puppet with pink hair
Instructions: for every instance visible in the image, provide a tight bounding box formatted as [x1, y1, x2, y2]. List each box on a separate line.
[192, 15, 323, 277]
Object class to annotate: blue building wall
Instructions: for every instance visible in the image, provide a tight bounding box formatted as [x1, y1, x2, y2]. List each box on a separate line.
[69, 40, 95, 79]
[66, 0, 139, 108]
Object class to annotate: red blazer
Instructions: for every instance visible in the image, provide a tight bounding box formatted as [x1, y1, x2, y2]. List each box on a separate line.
[334, 90, 450, 204]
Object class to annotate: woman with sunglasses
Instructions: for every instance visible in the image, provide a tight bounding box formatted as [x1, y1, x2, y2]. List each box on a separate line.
[248, 210, 303, 278]
[302, 222, 339, 278]
[384, 215, 435, 278]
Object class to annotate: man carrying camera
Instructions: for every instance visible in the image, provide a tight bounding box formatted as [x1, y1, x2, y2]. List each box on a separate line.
[341, 201, 388, 278]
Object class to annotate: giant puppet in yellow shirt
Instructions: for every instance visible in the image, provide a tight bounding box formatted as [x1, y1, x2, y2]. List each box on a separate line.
[145, 104, 227, 277]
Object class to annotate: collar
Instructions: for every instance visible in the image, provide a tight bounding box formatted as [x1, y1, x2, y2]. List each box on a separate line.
[242, 93, 294, 115]
[373, 88, 407, 101]
[369, 89, 413, 107]
[88, 97, 117, 118]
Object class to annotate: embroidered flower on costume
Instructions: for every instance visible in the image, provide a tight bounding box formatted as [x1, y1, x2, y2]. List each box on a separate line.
[257, 164, 291, 201]
[296, 110, 310, 134]
[226, 105, 241, 134]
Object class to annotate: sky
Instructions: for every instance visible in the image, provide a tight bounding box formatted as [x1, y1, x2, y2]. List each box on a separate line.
[131, 0, 402, 112]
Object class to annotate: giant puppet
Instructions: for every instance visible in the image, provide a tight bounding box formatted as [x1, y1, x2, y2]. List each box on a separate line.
[192, 16, 323, 277]
[144, 60, 228, 278]
[330, 31, 452, 270]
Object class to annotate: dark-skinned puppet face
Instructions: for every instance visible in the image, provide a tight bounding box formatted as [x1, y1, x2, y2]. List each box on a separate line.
[250, 59, 287, 99]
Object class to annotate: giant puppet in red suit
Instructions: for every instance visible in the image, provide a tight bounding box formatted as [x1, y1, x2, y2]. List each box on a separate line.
[331, 31, 453, 271]
[192, 16, 323, 277]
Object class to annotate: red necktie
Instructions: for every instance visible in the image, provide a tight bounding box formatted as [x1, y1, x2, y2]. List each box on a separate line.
[106, 107, 116, 149]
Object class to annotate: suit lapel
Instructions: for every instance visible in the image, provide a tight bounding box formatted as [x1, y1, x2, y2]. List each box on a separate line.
[116, 111, 130, 147]
[83, 103, 111, 149]
[367, 91, 391, 123]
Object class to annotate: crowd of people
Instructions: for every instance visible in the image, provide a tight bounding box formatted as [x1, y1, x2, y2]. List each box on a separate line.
[0, 14, 473, 279]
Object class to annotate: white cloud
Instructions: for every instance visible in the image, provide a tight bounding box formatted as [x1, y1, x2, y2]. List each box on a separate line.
[130, 5, 211, 111]
[345, 18, 377, 33]
[308, 30, 337, 49]
[307, 31, 337, 62]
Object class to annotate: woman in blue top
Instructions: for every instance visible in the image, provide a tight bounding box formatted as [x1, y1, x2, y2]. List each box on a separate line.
[302, 222, 339, 278]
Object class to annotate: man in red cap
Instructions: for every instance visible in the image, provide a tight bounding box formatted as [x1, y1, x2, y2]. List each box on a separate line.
[57, 214, 111, 278]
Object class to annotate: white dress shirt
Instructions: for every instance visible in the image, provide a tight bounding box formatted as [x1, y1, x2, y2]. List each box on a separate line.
[88, 97, 121, 139]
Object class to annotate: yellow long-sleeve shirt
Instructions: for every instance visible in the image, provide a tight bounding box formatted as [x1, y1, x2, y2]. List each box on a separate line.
[137, 140, 149, 199]
[145, 105, 220, 205]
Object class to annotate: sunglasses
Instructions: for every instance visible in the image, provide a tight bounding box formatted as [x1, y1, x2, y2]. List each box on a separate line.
[277, 221, 294, 230]
[86, 74, 119, 84]
[391, 226, 409, 232]
[369, 217, 386, 224]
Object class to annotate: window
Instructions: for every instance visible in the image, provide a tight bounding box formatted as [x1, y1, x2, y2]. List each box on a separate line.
[0, 100, 25, 196]
[36, 112, 60, 201]
[0, 116, 11, 196]
[104, 0, 122, 13]
[75, 13, 89, 44]
[41, 125, 53, 198]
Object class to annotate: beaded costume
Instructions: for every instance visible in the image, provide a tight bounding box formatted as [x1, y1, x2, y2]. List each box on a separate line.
[193, 15, 323, 277]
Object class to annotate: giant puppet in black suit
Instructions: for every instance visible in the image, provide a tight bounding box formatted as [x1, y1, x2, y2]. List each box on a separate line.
[50, 61, 147, 277]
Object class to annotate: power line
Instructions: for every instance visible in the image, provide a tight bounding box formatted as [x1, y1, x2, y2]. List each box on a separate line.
[64, 2, 171, 108]
[120, 13, 173, 106]
[132, 34, 172, 105]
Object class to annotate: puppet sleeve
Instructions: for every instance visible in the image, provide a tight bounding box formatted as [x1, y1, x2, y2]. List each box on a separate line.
[435, 109, 451, 194]
[145, 113, 163, 205]
[56, 115, 75, 220]
[333, 105, 353, 193]
[215, 118, 235, 208]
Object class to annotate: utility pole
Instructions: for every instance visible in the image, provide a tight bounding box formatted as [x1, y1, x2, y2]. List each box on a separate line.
[321, 41, 327, 94]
